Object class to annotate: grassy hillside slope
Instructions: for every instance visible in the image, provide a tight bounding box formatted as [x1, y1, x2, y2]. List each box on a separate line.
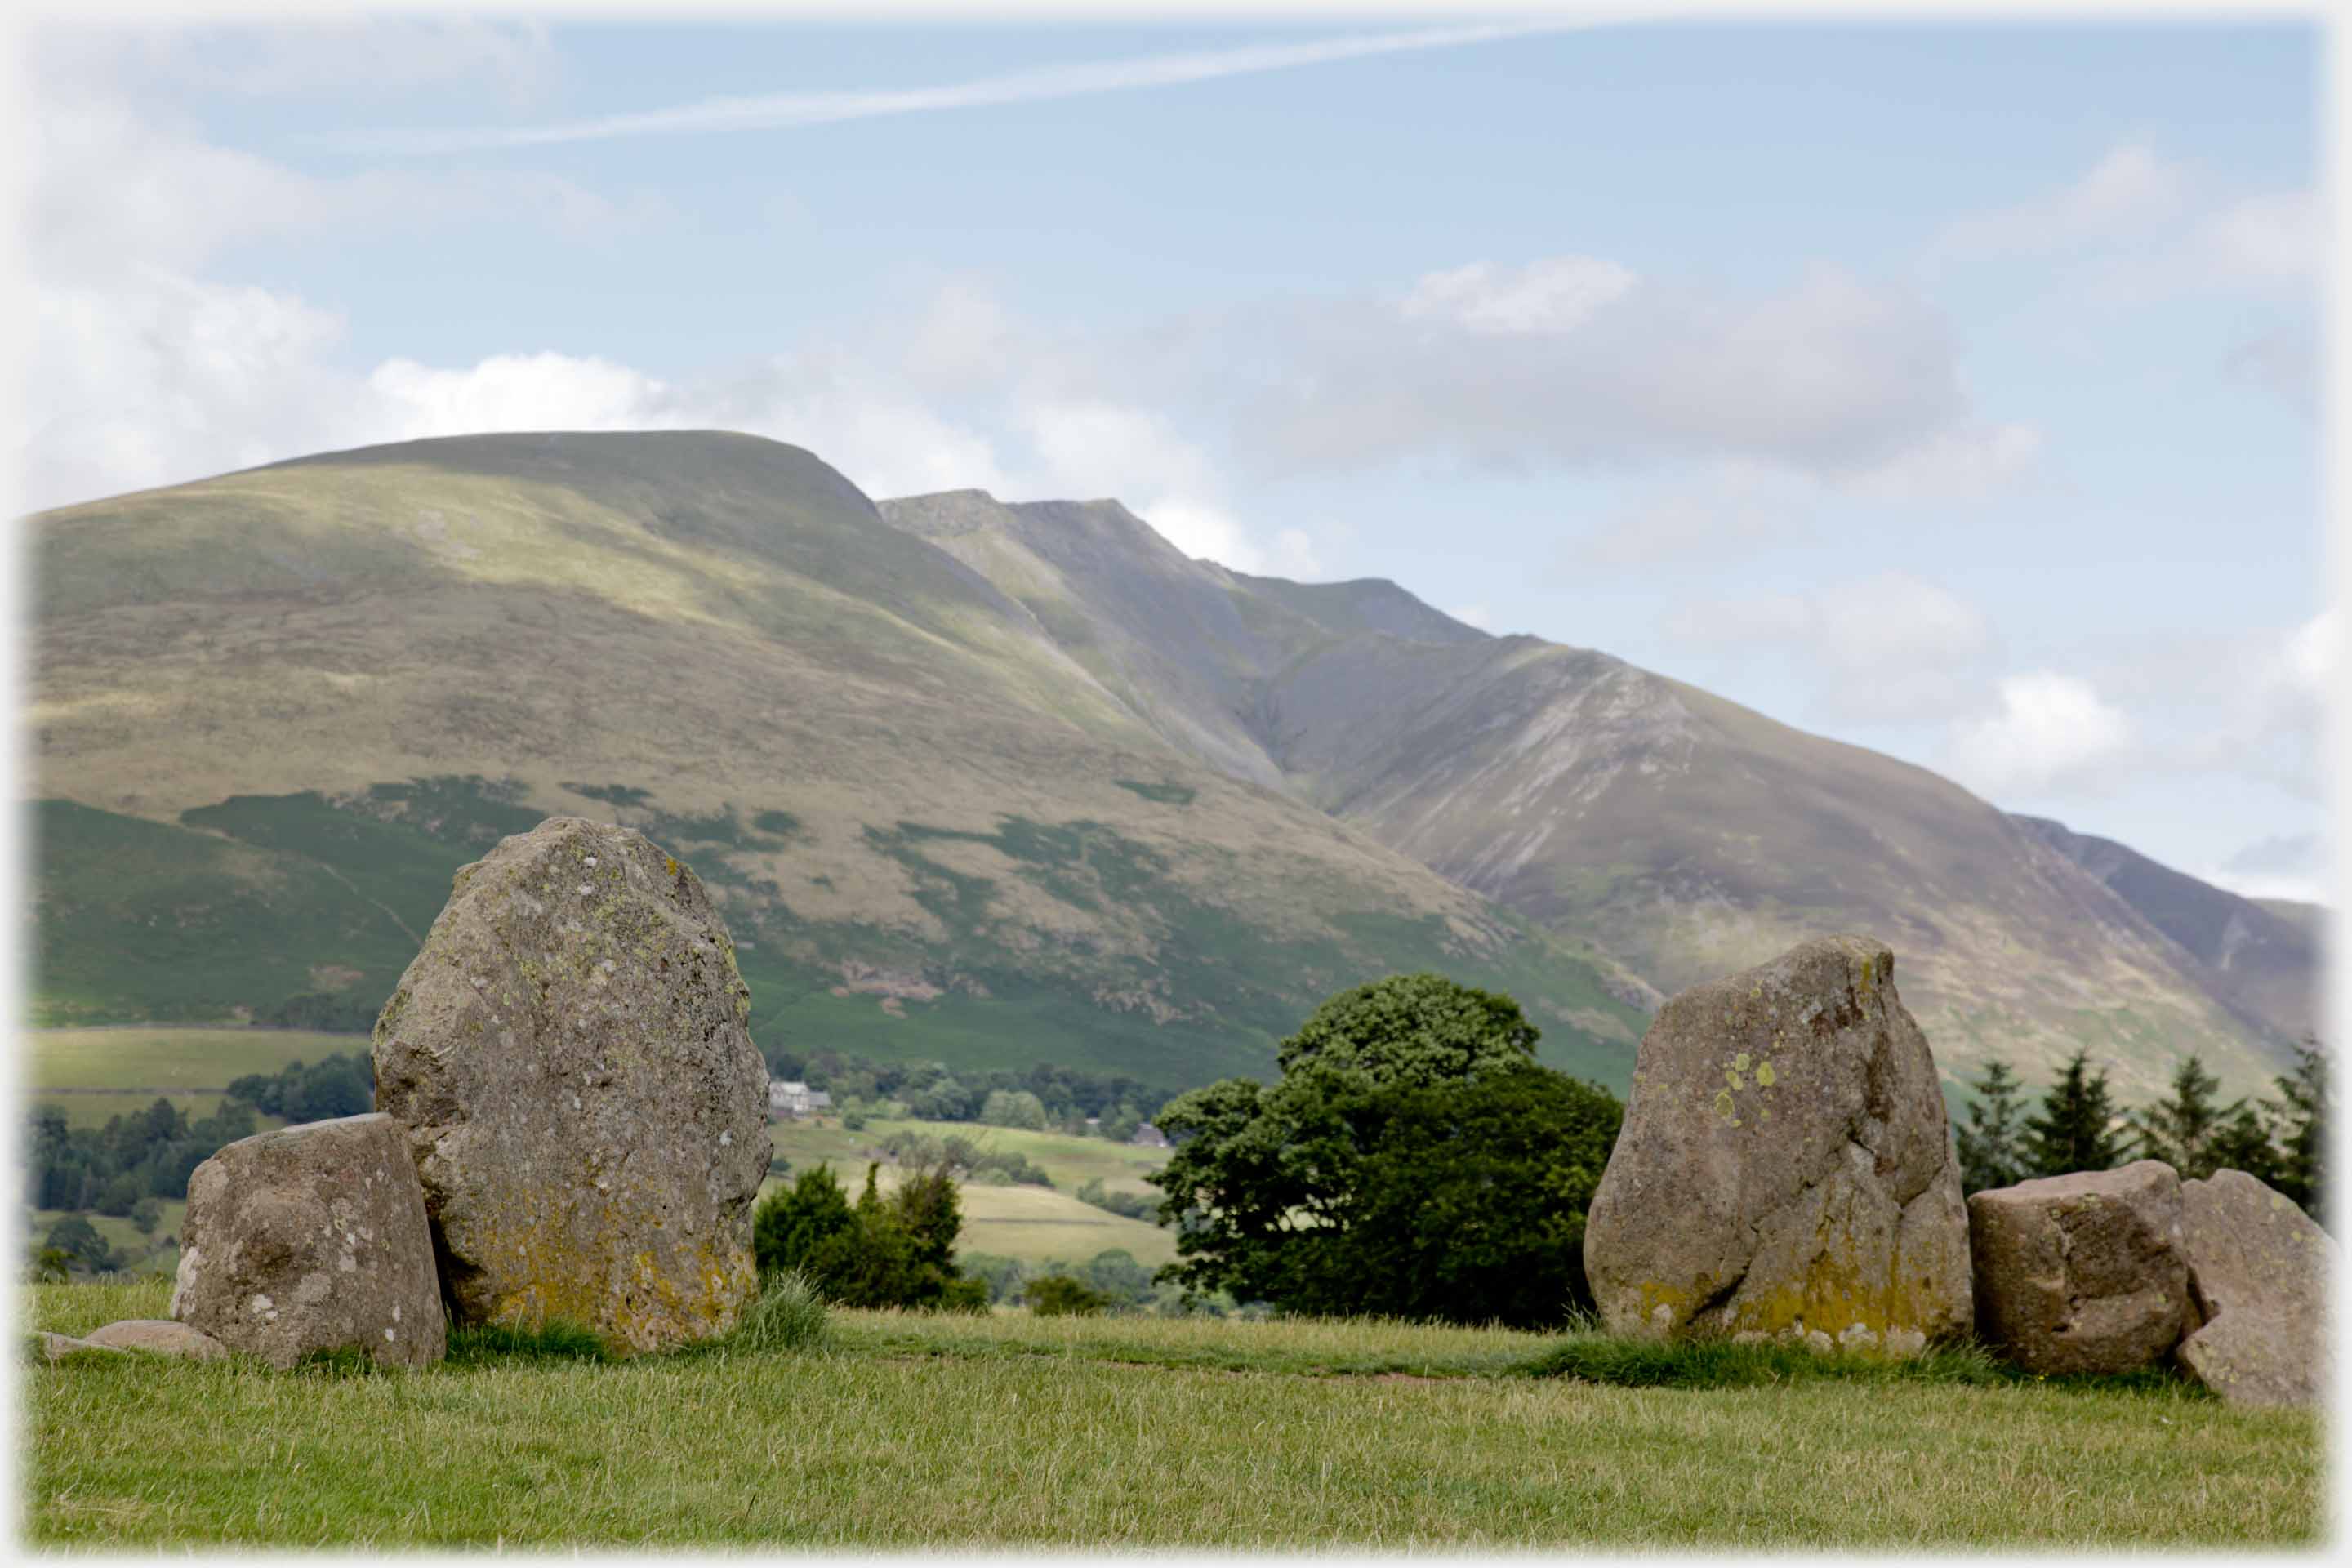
[24, 433, 1646, 1089]
[887, 488, 2301, 1101]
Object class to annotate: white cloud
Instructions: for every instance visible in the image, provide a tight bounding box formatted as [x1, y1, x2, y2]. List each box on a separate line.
[1578, 463, 1814, 567]
[2210, 832, 2332, 907]
[1836, 421, 2044, 505]
[1665, 573, 1994, 672]
[1008, 400, 1315, 575]
[1932, 142, 2317, 305]
[1813, 574, 1994, 677]
[1401, 256, 1636, 336]
[2226, 326, 2316, 415]
[1945, 673, 2135, 798]
[368, 354, 684, 439]
[2064, 611, 2333, 808]
[1446, 604, 1495, 631]
[2280, 607, 2336, 697]
[20, 270, 356, 511]
[32, 93, 653, 278]
[1935, 144, 2189, 257]
[38, 19, 559, 105]
[366, 343, 1025, 506]
[1665, 570, 1995, 724]
[1020, 400, 1218, 503]
[900, 281, 1018, 391]
[334, 21, 1567, 154]
[1229, 263, 1976, 483]
[2192, 189, 2319, 288]
[11, 76, 673, 512]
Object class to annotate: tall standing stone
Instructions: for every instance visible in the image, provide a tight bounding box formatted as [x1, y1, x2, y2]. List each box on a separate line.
[1583, 935, 1971, 1354]
[171, 1113, 446, 1368]
[372, 817, 770, 1354]
[2174, 1169, 2335, 1407]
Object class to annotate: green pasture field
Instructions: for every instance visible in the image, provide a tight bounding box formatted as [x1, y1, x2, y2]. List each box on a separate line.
[26, 1204, 189, 1264]
[759, 1129, 1174, 1269]
[23, 1279, 2320, 1549]
[771, 1114, 1169, 1192]
[22, 1027, 360, 1126]
[948, 1183, 1174, 1268]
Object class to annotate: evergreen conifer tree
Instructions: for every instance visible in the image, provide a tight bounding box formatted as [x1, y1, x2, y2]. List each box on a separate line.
[2133, 1053, 2235, 1179]
[2205, 1101, 2283, 1187]
[2267, 1036, 2329, 1226]
[1954, 1058, 2030, 1194]
[2024, 1048, 2128, 1178]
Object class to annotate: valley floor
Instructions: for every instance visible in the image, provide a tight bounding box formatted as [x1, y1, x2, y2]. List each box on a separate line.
[22, 1280, 2323, 1548]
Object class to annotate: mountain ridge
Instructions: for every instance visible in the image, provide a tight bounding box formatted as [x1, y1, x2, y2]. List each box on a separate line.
[22, 430, 2314, 1104]
[878, 479, 2313, 1101]
[25, 431, 1651, 1093]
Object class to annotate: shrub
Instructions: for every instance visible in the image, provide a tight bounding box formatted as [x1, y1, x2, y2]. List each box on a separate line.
[754, 1165, 856, 1277]
[42, 1216, 116, 1276]
[938, 1275, 991, 1314]
[1077, 1248, 1155, 1308]
[958, 1251, 1027, 1303]
[1075, 1178, 1159, 1223]
[756, 1160, 984, 1311]
[1026, 1274, 1111, 1316]
[979, 1089, 1049, 1131]
[224, 1053, 373, 1122]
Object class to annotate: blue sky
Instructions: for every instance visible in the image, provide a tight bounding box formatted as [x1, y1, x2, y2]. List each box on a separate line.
[15, 11, 2330, 902]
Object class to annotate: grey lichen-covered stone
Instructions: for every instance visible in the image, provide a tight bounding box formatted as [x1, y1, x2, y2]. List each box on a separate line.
[1967, 1161, 2189, 1376]
[1582, 935, 1971, 1354]
[171, 1113, 445, 1370]
[82, 1319, 231, 1362]
[372, 817, 770, 1354]
[2174, 1169, 2334, 1408]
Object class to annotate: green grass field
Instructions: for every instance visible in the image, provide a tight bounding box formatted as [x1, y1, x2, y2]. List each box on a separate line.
[23, 1279, 2320, 1548]
[773, 1114, 1169, 1192]
[764, 1118, 1174, 1267]
[23, 1027, 359, 1126]
[24, 1203, 189, 1275]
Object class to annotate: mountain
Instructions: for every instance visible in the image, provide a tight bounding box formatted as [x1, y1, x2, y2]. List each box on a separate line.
[25, 430, 2313, 1105]
[2012, 816, 2326, 1045]
[880, 488, 2310, 1102]
[24, 431, 1650, 1093]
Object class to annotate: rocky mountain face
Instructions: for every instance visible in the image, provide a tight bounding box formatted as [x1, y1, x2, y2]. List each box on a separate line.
[2012, 816, 2325, 1045]
[880, 488, 2317, 1102]
[24, 431, 2314, 1102]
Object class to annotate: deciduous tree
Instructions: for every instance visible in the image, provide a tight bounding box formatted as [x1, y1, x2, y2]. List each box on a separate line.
[1150, 973, 1620, 1328]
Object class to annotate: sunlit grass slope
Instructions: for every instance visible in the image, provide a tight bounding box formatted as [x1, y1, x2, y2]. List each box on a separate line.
[23, 1026, 352, 1126]
[26, 432, 1646, 1090]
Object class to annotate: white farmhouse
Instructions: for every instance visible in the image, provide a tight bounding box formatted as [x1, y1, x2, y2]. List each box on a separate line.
[768, 1080, 834, 1119]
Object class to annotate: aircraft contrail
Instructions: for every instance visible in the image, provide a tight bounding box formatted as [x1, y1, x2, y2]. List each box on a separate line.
[332, 21, 1576, 154]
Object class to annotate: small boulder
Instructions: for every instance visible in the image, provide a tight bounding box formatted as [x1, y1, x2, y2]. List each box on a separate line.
[2175, 1169, 2334, 1407]
[172, 1112, 446, 1370]
[36, 1333, 123, 1364]
[1967, 1161, 2189, 1376]
[82, 1319, 231, 1362]
[1583, 935, 1971, 1353]
[372, 817, 770, 1354]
